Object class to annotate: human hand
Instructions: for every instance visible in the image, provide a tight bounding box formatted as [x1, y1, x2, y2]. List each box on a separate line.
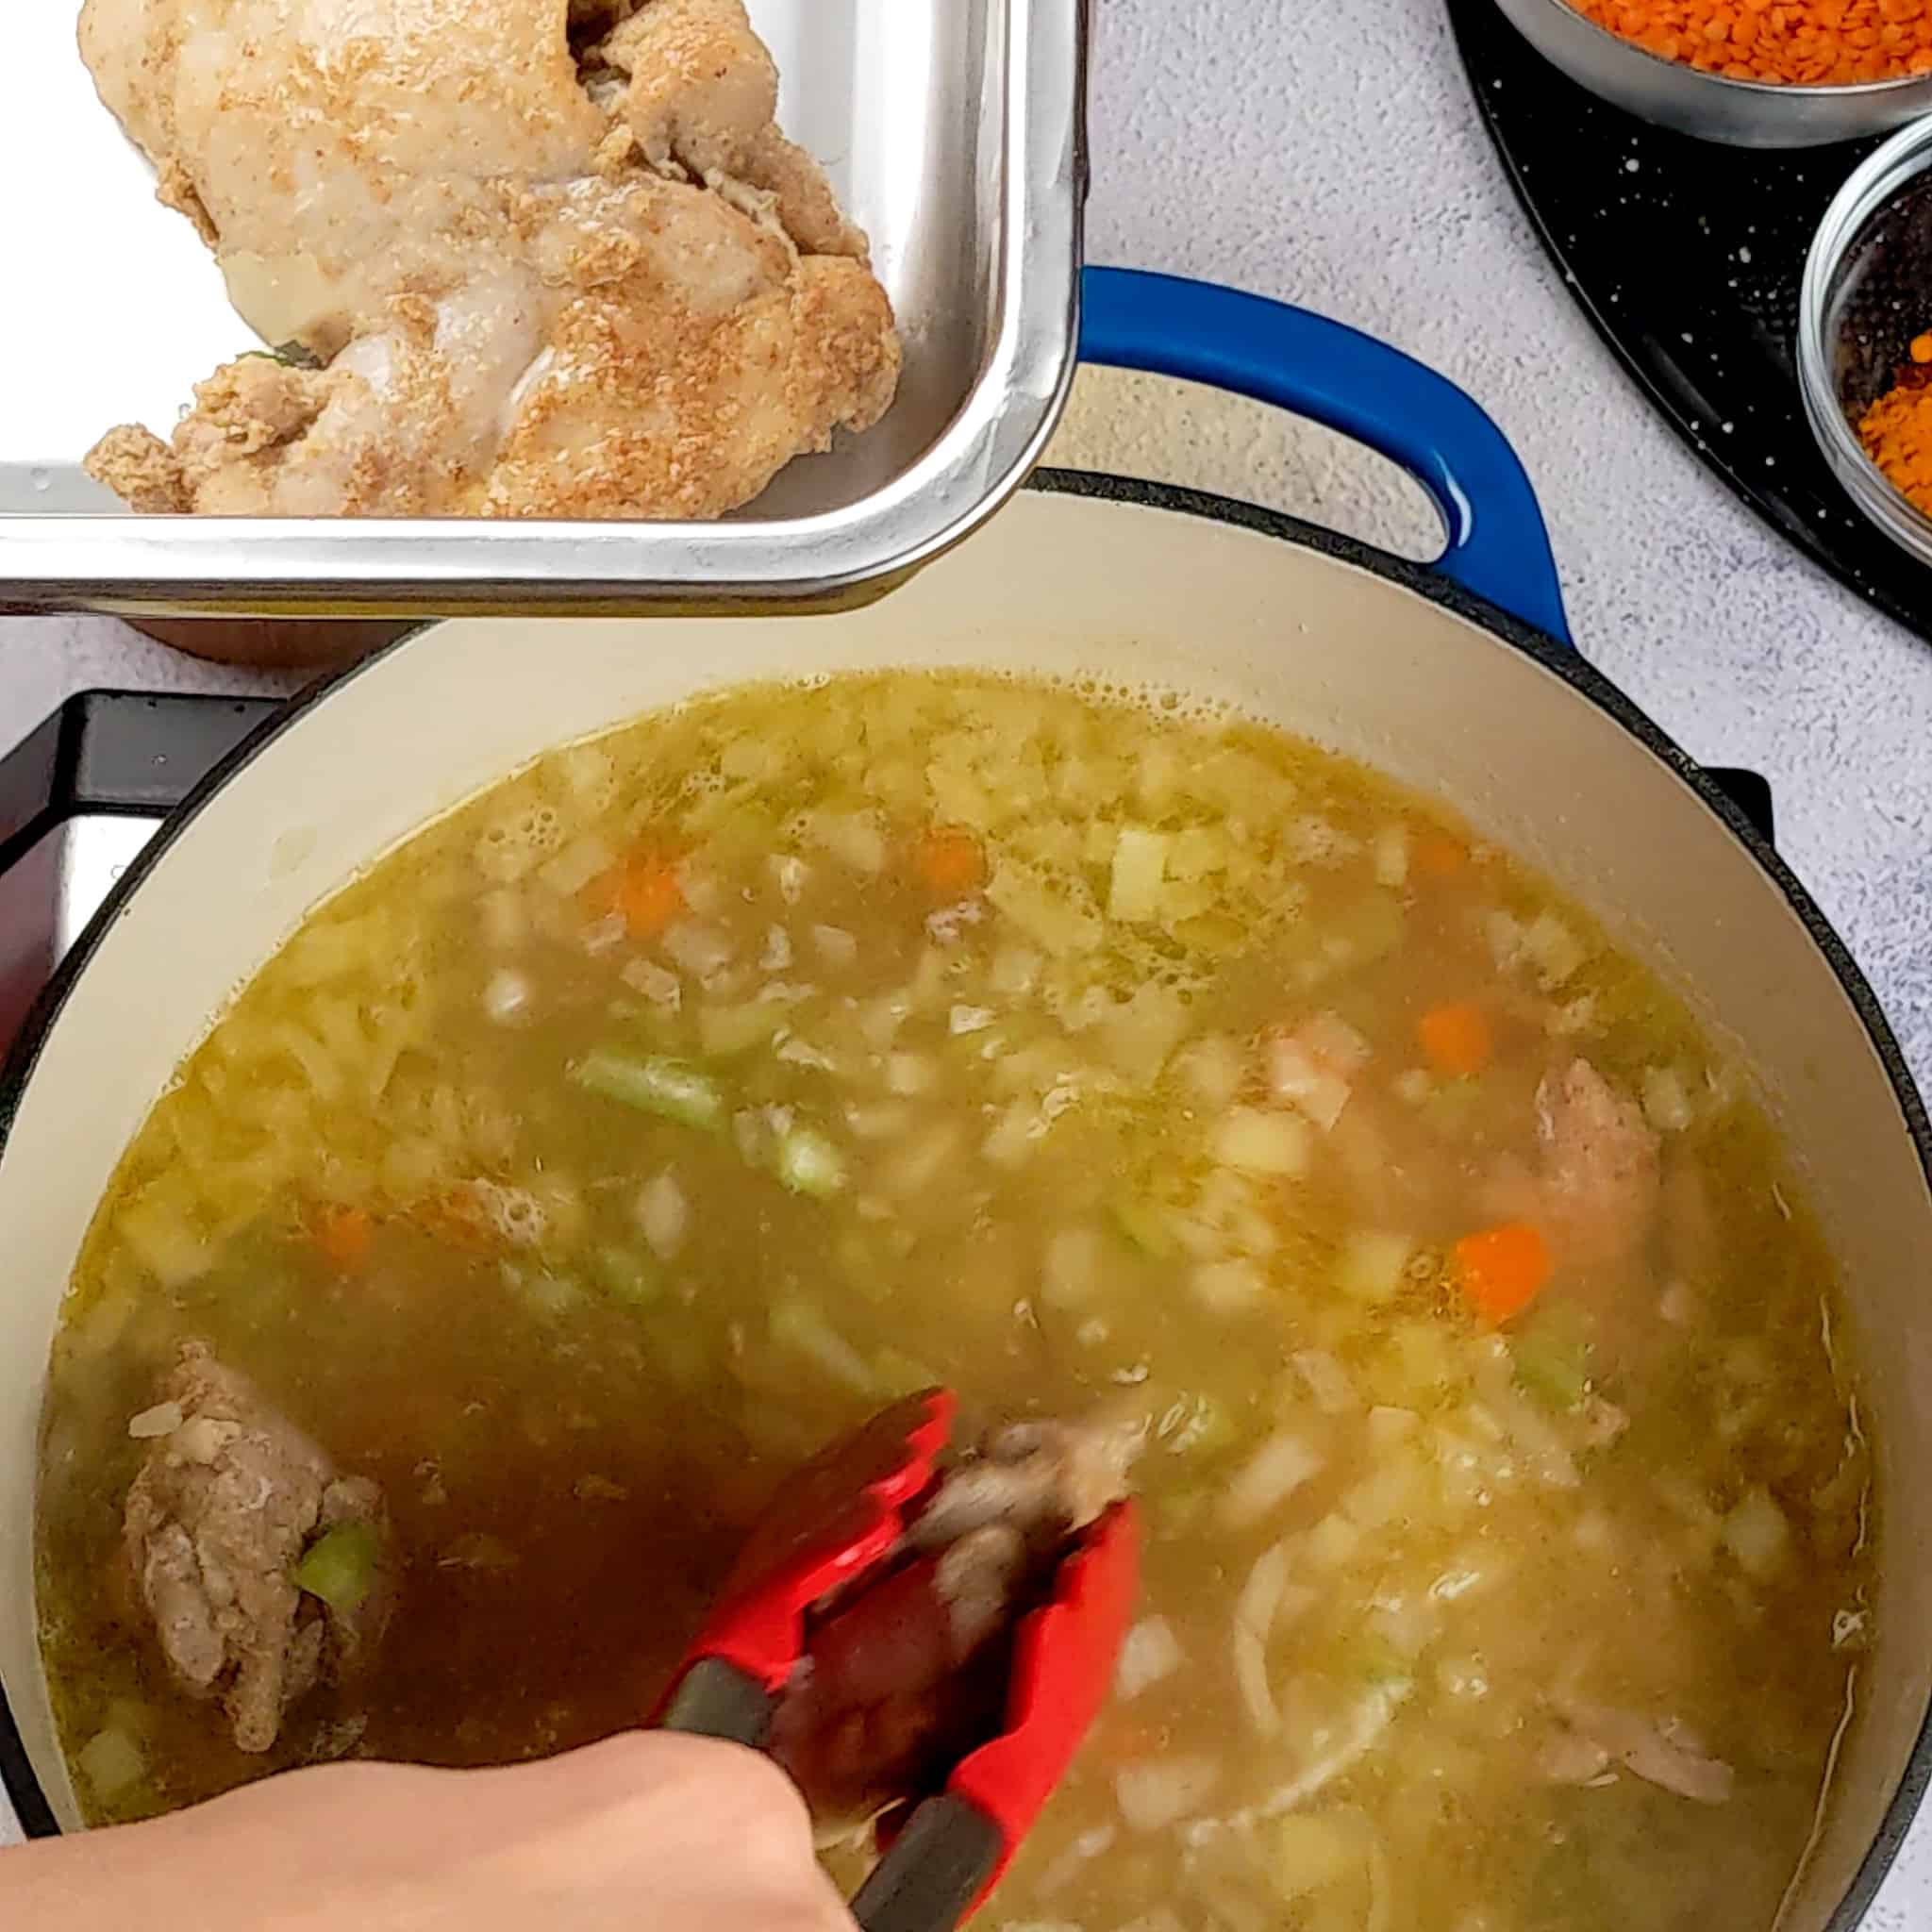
[6, 1731, 857, 1932]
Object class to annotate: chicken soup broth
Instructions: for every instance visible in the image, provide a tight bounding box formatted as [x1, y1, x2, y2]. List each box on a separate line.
[37, 673, 1872, 1932]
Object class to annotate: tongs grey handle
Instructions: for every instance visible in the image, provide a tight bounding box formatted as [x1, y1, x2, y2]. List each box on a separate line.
[658, 1657, 773, 1749]
[846, 1794, 1003, 1932]
[659, 1661, 1001, 1932]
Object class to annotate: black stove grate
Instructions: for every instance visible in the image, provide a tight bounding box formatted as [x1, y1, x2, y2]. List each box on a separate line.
[1448, 0, 1931, 643]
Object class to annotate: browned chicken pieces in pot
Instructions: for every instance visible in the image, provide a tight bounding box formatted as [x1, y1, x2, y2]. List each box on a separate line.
[768, 1415, 1142, 1824]
[123, 1343, 390, 1754]
[77, 0, 902, 519]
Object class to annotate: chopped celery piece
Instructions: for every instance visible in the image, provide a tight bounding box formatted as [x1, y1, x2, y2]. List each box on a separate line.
[1109, 1193, 1177, 1259]
[591, 1244, 663, 1308]
[293, 1521, 381, 1614]
[770, 1297, 874, 1393]
[1513, 1309, 1591, 1411]
[1350, 1635, 1415, 1693]
[570, 1050, 725, 1133]
[775, 1125, 847, 1198]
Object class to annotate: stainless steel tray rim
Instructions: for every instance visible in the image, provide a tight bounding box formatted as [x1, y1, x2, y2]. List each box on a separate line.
[0, 0, 1086, 616]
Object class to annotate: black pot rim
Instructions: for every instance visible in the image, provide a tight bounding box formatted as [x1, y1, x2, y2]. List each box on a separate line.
[4, 469, 1928, 1928]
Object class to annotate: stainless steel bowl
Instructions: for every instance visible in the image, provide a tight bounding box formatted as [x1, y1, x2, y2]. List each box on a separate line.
[0, 0, 1090, 618]
[1492, 0, 1932, 147]
[1800, 118, 1932, 568]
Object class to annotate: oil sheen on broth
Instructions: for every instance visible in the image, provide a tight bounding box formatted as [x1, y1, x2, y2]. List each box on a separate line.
[36, 673, 1873, 1932]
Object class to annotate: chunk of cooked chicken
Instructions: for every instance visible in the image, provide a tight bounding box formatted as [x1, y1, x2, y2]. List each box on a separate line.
[1539, 1702, 1735, 1806]
[1484, 1058, 1662, 1271]
[123, 1343, 389, 1754]
[768, 1414, 1142, 1822]
[77, 0, 900, 519]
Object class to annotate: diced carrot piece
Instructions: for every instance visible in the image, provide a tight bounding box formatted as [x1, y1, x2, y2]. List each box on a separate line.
[313, 1205, 374, 1271]
[586, 852, 685, 939]
[1418, 1001, 1494, 1077]
[1453, 1222, 1552, 1326]
[1413, 830, 1468, 878]
[911, 826, 988, 896]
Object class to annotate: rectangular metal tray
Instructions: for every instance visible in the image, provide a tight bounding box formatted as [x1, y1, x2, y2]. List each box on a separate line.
[0, 2, 1087, 616]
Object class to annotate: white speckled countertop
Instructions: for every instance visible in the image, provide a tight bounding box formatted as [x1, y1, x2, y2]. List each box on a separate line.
[5, 0, 1931, 1911]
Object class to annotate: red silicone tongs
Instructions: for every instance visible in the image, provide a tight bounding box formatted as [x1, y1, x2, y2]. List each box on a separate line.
[658, 1389, 1141, 1932]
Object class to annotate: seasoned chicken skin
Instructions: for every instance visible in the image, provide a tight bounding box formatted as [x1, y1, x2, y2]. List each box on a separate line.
[77, 0, 901, 519]
[123, 1343, 390, 1754]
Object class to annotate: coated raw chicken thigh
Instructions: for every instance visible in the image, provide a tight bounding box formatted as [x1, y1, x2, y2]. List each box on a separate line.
[79, 0, 901, 518]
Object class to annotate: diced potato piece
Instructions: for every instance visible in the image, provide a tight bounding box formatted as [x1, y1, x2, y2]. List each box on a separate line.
[1274, 1814, 1361, 1899]
[1723, 1485, 1791, 1580]
[1192, 1257, 1267, 1314]
[1367, 1404, 1422, 1448]
[1213, 1107, 1311, 1176]
[1300, 1011, 1371, 1074]
[770, 1298, 873, 1391]
[1306, 1511, 1364, 1571]
[1642, 1066, 1695, 1132]
[1343, 1458, 1420, 1530]
[1115, 1757, 1221, 1833]
[1043, 1226, 1104, 1308]
[1168, 824, 1230, 881]
[1101, 986, 1189, 1088]
[1291, 1348, 1357, 1415]
[1391, 1321, 1459, 1392]
[1524, 909, 1587, 987]
[538, 832, 617, 899]
[1373, 824, 1410, 889]
[1336, 1229, 1414, 1303]
[1108, 826, 1171, 924]
[636, 1173, 689, 1259]
[1220, 1432, 1324, 1529]
[1116, 1616, 1185, 1700]
[805, 810, 888, 874]
[1266, 1039, 1352, 1132]
[115, 1196, 210, 1291]
[77, 1725, 146, 1802]
[1175, 1034, 1245, 1110]
[698, 1002, 787, 1058]
[986, 860, 1102, 958]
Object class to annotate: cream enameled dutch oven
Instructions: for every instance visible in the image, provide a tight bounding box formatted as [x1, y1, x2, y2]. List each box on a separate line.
[1, 272, 1928, 1926]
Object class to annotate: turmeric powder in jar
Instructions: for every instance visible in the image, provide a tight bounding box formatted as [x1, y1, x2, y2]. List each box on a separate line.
[1857, 332, 1932, 523]
[1568, 0, 1932, 86]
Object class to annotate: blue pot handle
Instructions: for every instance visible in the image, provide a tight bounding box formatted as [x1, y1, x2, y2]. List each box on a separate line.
[1076, 267, 1572, 646]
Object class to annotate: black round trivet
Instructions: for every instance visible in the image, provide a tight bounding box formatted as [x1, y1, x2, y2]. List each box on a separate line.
[1448, 0, 1931, 641]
